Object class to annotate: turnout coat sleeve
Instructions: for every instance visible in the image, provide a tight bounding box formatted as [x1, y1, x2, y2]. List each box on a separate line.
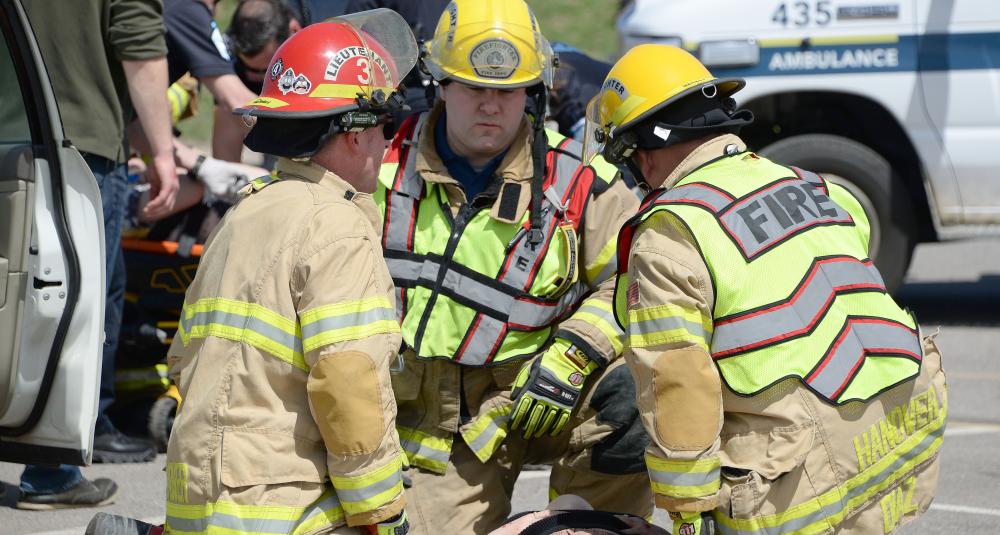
[624, 211, 724, 514]
[555, 177, 640, 366]
[293, 199, 406, 527]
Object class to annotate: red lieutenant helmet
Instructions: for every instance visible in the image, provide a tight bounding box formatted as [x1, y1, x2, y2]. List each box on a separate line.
[238, 8, 418, 156]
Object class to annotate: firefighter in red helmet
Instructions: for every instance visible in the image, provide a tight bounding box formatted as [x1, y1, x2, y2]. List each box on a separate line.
[164, 10, 418, 534]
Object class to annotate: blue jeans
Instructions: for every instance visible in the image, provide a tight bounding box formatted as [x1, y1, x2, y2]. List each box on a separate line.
[20, 153, 127, 494]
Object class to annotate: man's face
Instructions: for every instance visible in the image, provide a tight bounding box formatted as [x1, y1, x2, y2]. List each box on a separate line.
[354, 125, 392, 193]
[239, 39, 281, 84]
[439, 83, 527, 163]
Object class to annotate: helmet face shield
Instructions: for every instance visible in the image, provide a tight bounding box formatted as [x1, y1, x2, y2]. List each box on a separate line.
[423, 0, 555, 89]
[337, 8, 419, 99]
[582, 96, 608, 165]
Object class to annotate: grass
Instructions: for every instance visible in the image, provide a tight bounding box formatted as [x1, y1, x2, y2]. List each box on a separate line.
[527, 0, 620, 60]
[177, 0, 621, 146]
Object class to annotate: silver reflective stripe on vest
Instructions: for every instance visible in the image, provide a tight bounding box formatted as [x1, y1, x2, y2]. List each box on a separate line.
[456, 280, 589, 364]
[498, 147, 581, 291]
[385, 256, 586, 335]
[791, 166, 825, 188]
[384, 115, 428, 321]
[508, 279, 590, 329]
[712, 257, 885, 357]
[383, 116, 425, 250]
[718, 178, 852, 259]
[456, 315, 508, 365]
[806, 319, 921, 400]
[385, 256, 423, 284]
[658, 182, 734, 212]
[455, 141, 586, 363]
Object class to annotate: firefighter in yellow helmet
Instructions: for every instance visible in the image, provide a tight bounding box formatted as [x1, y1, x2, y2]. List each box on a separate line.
[373, 0, 650, 532]
[586, 44, 946, 534]
[164, 11, 418, 534]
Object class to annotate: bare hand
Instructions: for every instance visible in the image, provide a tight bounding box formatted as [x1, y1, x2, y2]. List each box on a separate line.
[142, 154, 179, 220]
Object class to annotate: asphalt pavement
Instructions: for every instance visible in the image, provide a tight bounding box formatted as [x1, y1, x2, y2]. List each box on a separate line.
[2, 239, 999, 534]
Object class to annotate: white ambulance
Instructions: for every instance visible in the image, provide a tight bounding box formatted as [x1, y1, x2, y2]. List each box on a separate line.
[618, 0, 1000, 291]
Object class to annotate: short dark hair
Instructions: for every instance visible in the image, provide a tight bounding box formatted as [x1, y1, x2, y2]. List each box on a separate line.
[228, 0, 294, 57]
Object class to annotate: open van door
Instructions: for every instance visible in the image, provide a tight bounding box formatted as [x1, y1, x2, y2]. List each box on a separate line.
[0, 0, 106, 465]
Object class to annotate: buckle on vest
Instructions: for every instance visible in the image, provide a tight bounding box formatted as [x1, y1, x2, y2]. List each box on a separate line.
[544, 187, 568, 215]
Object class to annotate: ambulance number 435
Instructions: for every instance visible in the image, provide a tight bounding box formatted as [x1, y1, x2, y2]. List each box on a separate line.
[772, 1, 833, 27]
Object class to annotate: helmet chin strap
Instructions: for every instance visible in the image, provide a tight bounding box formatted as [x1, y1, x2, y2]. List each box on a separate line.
[624, 157, 653, 195]
[527, 83, 548, 247]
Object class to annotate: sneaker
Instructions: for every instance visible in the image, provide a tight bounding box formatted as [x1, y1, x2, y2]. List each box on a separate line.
[16, 477, 118, 510]
[85, 512, 163, 535]
[93, 427, 156, 463]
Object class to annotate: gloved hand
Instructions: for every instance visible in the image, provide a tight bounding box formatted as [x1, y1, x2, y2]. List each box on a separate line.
[365, 510, 409, 535]
[192, 155, 250, 205]
[668, 511, 704, 535]
[509, 339, 599, 438]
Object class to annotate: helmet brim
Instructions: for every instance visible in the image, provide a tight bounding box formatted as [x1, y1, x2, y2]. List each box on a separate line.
[618, 77, 745, 134]
[235, 101, 362, 120]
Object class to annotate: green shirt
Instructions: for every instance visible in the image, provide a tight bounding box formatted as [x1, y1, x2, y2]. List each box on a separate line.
[24, 0, 167, 162]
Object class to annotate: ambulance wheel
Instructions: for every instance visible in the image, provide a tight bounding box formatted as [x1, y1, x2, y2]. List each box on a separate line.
[760, 134, 915, 293]
[148, 396, 178, 453]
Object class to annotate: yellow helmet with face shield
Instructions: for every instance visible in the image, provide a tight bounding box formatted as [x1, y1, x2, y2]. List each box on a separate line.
[583, 45, 752, 176]
[422, 0, 556, 89]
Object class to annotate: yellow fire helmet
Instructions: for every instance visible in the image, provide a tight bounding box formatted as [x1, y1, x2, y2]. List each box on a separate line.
[422, 0, 556, 89]
[583, 44, 747, 165]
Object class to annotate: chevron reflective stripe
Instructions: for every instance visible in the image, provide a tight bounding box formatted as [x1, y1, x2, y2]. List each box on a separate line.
[790, 166, 827, 191]
[616, 183, 736, 275]
[806, 318, 921, 402]
[657, 182, 734, 211]
[397, 426, 452, 474]
[177, 297, 306, 371]
[713, 395, 945, 535]
[627, 303, 713, 350]
[299, 296, 399, 352]
[572, 300, 625, 354]
[330, 455, 405, 516]
[166, 490, 344, 534]
[645, 455, 721, 499]
[461, 404, 511, 463]
[713, 256, 886, 358]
